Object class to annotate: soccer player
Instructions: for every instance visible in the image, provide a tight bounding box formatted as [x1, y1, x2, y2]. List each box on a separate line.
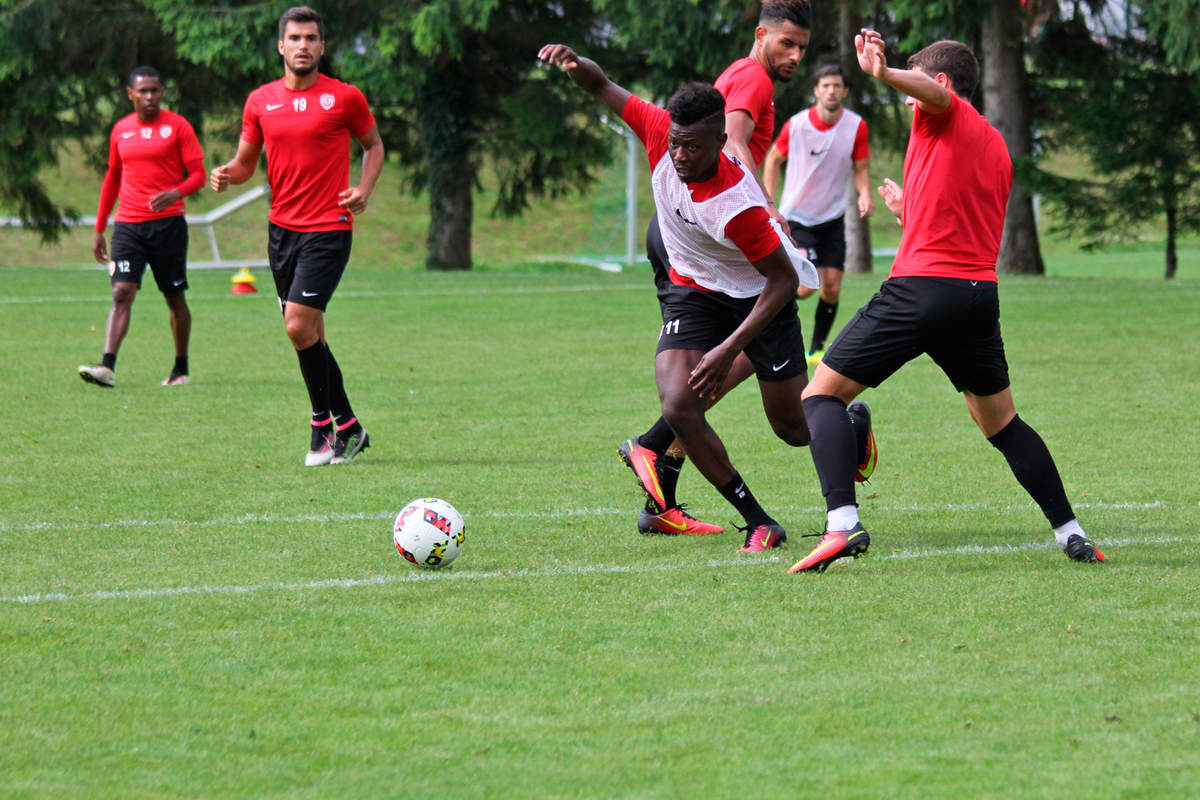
[763, 64, 873, 365]
[789, 31, 1106, 574]
[539, 42, 819, 552]
[618, 0, 813, 537]
[80, 66, 204, 389]
[210, 5, 384, 466]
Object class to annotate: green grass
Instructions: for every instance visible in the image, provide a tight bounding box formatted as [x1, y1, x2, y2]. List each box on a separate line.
[1, 259, 1198, 797]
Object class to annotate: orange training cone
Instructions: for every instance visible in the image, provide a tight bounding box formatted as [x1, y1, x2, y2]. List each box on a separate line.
[232, 267, 258, 294]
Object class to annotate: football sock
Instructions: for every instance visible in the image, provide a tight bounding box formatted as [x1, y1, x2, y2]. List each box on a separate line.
[296, 341, 331, 420]
[658, 453, 685, 509]
[802, 394, 858, 511]
[172, 355, 188, 376]
[1053, 518, 1086, 549]
[312, 413, 333, 427]
[638, 417, 675, 454]
[827, 504, 860, 532]
[325, 343, 356, 426]
[810, 300, 838, 353]
[987, 415, 1075, 527]
[101, 352, 116, 370]
[717, 473, 771, 528]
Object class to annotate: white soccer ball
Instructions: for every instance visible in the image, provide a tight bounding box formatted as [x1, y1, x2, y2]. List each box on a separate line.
[393, 497, 465, 568]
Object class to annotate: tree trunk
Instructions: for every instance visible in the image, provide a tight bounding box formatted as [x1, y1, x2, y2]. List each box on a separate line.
[1165, 194, 1177, 279]
[422, 67, 474, 271]
[838, 0, 872, 274]
[981, 0, 1045, 275]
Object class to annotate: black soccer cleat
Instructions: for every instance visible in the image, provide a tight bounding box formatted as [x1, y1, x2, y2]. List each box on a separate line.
[1064, 534, 1106, 563]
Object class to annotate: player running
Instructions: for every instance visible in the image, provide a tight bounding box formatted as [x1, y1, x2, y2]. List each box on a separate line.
[790, 31, 1105, 574]
[210, 5, 384, 466]
[540, 42, 822, 552]
[80, 66, 204, 388]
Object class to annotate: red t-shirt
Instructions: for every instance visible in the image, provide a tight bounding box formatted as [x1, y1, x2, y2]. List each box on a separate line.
[890, 93, 1012, 281]
[713, 57, 775, 167]
[241, 74, 376, 232]
[622, 95, 779, 273]
[95, 109, 205, 231]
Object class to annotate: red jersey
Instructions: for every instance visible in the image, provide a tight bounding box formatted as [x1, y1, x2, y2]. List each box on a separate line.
[713, 57, 775, 167]
[95, 109, 205, 231]
[890, 93, 1012, 282]
[240, 74, 376, 232]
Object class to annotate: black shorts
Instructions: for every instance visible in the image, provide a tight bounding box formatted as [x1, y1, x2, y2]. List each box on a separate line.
[267, 223, 352, 312]
[656, 283, 807, 382]
[109, 217, 188, 293]
[823, 276, 1010, 395]
[788, 216, 846, 271]
[645, 213, 672, 312]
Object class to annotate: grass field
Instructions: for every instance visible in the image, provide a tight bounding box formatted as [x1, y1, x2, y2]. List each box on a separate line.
[1, 252, 1198, 797]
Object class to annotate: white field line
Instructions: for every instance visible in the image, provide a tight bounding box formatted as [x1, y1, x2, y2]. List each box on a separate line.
[0, 499, 1177, 534]
[0, 534, 1189, 606]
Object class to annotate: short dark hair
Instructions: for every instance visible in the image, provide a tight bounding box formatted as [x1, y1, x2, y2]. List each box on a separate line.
[908, 40, 979, 99]
[278, 5, 325, 41]
[759, 0, 811, 30]
[666, 82, 726, 129]
[812, 64, 846, 84]
[127, 66, 161, 87]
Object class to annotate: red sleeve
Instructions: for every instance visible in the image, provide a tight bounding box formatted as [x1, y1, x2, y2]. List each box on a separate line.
[240, 91, 263, 145]
[176, 159, 206, 197]
[174, 119, 205, 198]
[620, 95, 669, 167]
[723, 206, 780, 262]
[772, 119, 791, 158]
[719, 67, 773, 122]
[345, 84, 376, 139]
[94, 132, 122, 232]
[852, 118, 869, 161]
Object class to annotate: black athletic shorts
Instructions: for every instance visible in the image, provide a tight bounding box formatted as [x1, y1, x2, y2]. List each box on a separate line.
[109, 217, 189, 293]
[788, 216, 846, 271]
[646, 212, 672, 311]
[656, 282, 807, 382]
[823, 276, 1010, 395]
[267, 223, 352, 312]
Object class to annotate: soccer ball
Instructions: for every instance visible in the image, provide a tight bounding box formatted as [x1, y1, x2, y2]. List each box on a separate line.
[393, 497, 465, 568]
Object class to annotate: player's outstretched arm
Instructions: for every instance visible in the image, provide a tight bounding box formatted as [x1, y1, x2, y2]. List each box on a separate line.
[538, 44, 631, 116]
[209, 139, 262, 193]
[855, 28, 950, 114]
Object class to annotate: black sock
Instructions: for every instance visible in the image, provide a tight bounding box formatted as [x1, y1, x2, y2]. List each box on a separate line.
[172, 356, 188, 376]
[658, 454, 685, 509]
[810, 300, 838, 353]
[988, 415, 1075, 527]
[638, 416, 675, 454]
[717, 473, 771, 527]
[325, 343, 356, 427]
[101, 352, 116, 370]
[296, 341, 331, 420]
[803, 395, 858, 510]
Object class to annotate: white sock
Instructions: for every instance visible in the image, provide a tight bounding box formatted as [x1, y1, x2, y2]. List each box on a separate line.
[1053, 518, 1085, 549]
[827, 504, 860, 532]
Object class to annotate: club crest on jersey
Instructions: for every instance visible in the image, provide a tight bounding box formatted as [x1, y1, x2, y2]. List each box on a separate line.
[159, 125, 173, 138]
[320, 93, 335, 110]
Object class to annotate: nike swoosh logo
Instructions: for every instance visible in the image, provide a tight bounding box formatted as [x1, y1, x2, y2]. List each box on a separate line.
[772, 360, 790, 372]
[172, 279, 185, 286]
[266, 103, 285, 111]
[301, 290, 318, 297]
[121, 132, 136, 139]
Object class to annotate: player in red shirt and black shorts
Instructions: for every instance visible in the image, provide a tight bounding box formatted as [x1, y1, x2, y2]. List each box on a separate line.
[211, 6, 384, 467]
[618, 0, 821, 538]
[79, 66, 205, 389]
[541, 43, 825, 552]
[790, 32, 1105, 574]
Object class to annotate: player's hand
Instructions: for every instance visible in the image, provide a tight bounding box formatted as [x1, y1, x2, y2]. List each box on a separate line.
[337, 187, 369, 215]
[878, 177, 903, 223]
[92, 231, 108, 264]
[855, 29, 887, 79]
[209, 165, 231, 193]
[148, 188, 182, 212]
[537, 44, 580, 70]
[858, 190, 875, 219]
[688, 343, 736, 399]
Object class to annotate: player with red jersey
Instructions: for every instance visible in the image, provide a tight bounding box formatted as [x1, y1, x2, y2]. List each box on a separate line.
[617, 0, 816, 539]
[79, 66, 204, 389]
[540, 43, 823, 552]
[210, 6, 384, 467]
[790, 32, 1105, 574]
